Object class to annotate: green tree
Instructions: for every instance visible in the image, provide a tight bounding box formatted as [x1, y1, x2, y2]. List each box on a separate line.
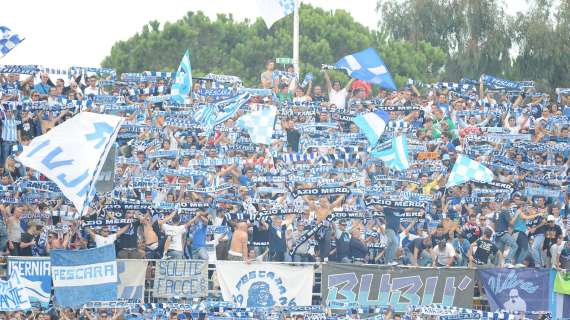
[102, 4, 445, 89]
[377, 0, 513, 80]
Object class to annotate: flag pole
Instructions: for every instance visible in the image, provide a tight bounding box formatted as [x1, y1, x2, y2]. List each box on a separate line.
[293, 0, 300, 75]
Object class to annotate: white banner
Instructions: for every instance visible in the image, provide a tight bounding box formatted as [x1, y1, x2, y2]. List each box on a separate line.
[117, 260, 147, 302]
[16, 112, 123, 214]
[0, 268, 32, 311]
[215, 261, 314, 308]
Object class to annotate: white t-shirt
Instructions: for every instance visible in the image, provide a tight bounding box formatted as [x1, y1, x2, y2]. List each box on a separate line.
[162, 224, 187, 252]
[329, 89, 348, 109]
[94, 234, 117, 248]
[433, 243, 456, 266]
[84, 86, 99, 96]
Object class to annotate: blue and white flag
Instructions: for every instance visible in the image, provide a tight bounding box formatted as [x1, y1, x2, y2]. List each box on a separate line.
[237, 105, 277, 145]
[50, 245, 118, 307]
[446, 154, 494, 188]
[257, 0, 296, 28]
[214, 93, 251, 125]
[371, 135, 410, 171]
[353, 109, 390, 146]
[171, 49, 192, 104]
[16, 112, 123, 215]
[0, 26, 24, 58]
[8, 258, 51, 308]
[0, 268, 31, 311]
[335, 48, 397, 91]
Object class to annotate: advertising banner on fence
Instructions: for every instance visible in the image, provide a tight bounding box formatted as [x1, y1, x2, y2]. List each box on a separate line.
[50, 244, 118, 307]
[117, 260, 148, 302]
[7, 257, 51, 307]
[153, 260, 208, 299]
[478, 269, 550, 314]
[321, 264, 474, 312]
[216, 261, 314, 308]
[0, 268, 31, 311]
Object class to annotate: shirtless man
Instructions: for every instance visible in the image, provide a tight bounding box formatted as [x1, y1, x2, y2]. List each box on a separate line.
[228, 221, 249, 262]
[140, 213, 160, 258]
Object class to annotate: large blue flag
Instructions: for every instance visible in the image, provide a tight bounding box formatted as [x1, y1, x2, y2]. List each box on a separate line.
[237, 105, 277, 145]
[352, 109, 390, 146]
[335, 48, 397, 91]
[371, 135, 410, 171]
[50, 245, 118, 307]
[171, 49, 192, 104]
[0, 26, 24, 58]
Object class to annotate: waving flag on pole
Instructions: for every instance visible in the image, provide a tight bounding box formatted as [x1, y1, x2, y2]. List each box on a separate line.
[0, 26, 25, 58]
[171, 49, 192, 104]
[335, 48, 397, 91]
[258, 0, 296, 28]
[16, 112, 123, 216]
[237, 105, 277, 145]
[446, 154, 494, 188]
[371, 135, 410, 171]
[353, 109, 389, 146]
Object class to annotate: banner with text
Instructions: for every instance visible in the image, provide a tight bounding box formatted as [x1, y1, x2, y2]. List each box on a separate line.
[477, 268, 550, 314]
[216, 261, 314, 308]
[321, 264, 474, 312]
[0, 268, 31, 311]
[50, 245, 118, 307]
[7, 257, 51, 307]
[153, 260, 208, 299]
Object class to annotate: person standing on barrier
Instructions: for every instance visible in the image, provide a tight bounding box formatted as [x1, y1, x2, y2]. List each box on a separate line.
[261, 215, 289, 262]
[382, 206, 402, 265]
[158, 211, 200, 259]
[529, 196, 548, 267]
[332, 219, 351, 263]
[117, 210, 143, 259]
[493, 201, 518, 267]
[141, 212, 160, 259]
[228, 221, 249, 262]
[349, 226, 368, 264]
[469, 227, 502, 267]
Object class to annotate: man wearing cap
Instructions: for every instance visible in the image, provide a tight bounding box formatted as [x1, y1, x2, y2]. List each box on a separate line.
[543, 214, 563, 267]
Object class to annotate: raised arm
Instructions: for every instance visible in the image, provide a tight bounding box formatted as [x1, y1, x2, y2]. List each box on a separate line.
[323, 70, 332, 93]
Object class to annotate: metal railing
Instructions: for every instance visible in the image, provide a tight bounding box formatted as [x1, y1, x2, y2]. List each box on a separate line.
[0, 257, 491, 311]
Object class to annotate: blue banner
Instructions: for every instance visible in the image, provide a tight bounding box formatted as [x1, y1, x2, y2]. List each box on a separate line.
[0, 268, 31, 311]
[50, 245, 118, 307]
[7, 258, 51, 307]
[478, 269, 550, 314]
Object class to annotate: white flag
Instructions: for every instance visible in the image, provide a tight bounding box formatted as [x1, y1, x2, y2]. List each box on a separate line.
[257, 0, 296, 28]
[16, 112, 123, 215]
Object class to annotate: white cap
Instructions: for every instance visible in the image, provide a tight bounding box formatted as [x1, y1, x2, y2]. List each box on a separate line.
[547, 215, 556, 222]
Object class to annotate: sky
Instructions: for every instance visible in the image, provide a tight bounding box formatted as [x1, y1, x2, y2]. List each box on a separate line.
[0, 0, 530, 68]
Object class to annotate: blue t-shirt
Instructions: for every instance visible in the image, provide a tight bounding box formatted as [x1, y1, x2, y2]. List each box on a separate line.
[191, 222, 207, 249]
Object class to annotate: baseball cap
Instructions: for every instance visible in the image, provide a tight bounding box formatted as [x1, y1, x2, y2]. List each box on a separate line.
[442, 154, 450, 161]
[547, 215, 556, 222]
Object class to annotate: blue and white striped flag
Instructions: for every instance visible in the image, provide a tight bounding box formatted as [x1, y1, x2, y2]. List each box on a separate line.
[446, 154, 494, 188]
[214, 93, 251, 125]
[335, 48, 397, 90]
[237, 106, 277, 145]
[371, 135, 410, 171]
[353, 109, 390, 146]
[257, 0, 296, 28]
[0, 26, 24, 58]
[171, 49, 192, 104]
[50, 245, 118, 307]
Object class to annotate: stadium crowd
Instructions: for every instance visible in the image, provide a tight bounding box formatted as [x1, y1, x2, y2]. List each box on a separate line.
[0, 58, 568, 275]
